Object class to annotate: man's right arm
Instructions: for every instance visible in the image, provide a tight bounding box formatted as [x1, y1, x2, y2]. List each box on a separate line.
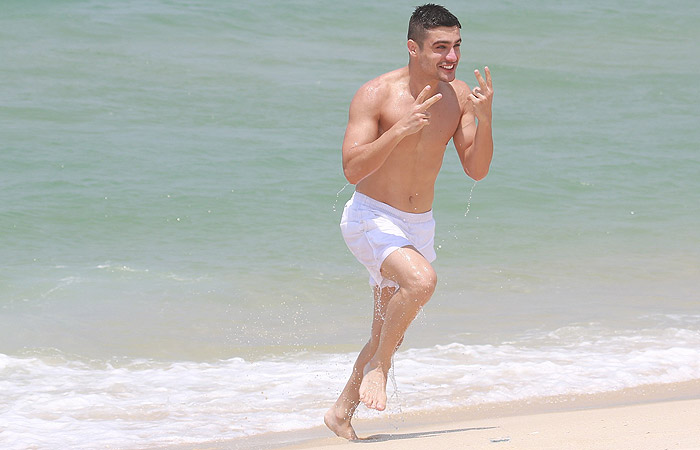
[341, 83, 442, 185]
[341, 82, 403, 185]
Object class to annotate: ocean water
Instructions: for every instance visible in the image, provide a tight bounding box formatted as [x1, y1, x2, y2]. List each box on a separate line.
[1, 0, 699, 449]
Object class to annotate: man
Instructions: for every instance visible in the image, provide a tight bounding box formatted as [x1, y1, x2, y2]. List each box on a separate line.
[325, 4, 494, 440]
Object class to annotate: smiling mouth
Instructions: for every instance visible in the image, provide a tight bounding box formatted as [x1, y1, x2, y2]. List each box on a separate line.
[440, 64, 455, 70]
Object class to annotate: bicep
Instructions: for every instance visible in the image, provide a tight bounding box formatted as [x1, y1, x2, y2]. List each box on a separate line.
[342, 91, 380, 155]
[451, 80, 476, 158]
[453, 105, 476, 164]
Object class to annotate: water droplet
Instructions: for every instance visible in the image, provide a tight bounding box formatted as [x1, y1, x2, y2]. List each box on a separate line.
[333, 183, 350, 212]
[464, 180, 478, 216]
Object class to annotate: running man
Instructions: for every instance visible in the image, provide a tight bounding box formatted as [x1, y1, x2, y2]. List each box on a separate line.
[325, 4, 494, 440]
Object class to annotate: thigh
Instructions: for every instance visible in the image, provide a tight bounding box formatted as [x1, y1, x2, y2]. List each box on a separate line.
[379, 245, 436, 289]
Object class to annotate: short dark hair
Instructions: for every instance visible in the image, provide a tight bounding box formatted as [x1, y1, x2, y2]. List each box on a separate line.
[408, 4, 461, 46]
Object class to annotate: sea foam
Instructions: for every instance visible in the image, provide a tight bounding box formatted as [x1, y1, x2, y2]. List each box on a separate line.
[2, 320, 700, 449]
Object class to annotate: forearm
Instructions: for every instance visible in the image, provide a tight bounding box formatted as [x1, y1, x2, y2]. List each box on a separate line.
[342, 126, 406, 185]
[463, 120, 493, 181]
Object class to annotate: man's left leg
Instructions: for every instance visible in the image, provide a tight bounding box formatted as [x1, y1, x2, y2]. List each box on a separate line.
[359, 246, 437, 411]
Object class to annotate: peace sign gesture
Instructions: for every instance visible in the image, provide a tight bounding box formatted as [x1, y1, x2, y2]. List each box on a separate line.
[469, 66, 493, 123]
[399, 84, 443, 135]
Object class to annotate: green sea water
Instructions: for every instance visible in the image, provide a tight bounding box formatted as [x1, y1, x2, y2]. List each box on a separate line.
[1, 2, 700, 447]
[2, 0, 699, 359]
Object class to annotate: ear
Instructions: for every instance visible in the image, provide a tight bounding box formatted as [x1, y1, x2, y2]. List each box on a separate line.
[407, 39, 419, 56]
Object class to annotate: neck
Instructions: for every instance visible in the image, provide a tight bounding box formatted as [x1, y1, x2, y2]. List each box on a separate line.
[407, 62, 440, 98]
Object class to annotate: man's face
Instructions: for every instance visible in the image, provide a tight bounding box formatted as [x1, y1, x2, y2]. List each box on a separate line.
[414, 26, 462, 82]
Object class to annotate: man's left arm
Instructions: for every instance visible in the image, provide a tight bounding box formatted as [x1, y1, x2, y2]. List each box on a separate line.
[453, 67, 494, 181]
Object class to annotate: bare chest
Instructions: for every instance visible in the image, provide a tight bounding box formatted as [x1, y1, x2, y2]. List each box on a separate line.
[379, 91, 461, 149]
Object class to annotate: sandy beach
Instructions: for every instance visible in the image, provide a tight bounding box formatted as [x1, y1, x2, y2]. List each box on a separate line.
[151, 380, 700, 450]
[274, 399, 700, 450]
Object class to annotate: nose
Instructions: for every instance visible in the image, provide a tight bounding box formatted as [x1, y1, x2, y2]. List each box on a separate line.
[446, 46, 458, 62]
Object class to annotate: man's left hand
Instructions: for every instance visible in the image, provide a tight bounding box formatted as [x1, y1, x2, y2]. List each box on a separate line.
[470, 66, 493, 124]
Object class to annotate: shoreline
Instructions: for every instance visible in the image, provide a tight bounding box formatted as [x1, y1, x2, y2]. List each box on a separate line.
[147, 379, 700, 450]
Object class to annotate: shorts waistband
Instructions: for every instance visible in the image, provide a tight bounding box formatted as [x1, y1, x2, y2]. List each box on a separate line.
[351, 192, 433, 224]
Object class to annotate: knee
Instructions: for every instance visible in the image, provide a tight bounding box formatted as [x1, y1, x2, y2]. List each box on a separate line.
[401, 266, 437, 306]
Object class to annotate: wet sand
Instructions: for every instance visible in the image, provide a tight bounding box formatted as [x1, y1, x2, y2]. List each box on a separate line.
[148, 380, 700, 450]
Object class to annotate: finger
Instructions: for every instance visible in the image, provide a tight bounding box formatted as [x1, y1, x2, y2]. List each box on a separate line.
[415, 84, 432, 104]
[418, 93, 442, 111]
[484, 66, 492, 89]
[475, 69, 487, 91]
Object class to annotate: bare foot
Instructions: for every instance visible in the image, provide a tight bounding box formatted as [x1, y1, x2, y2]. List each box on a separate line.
[324, 406, 358, 440]
[359, 365, 387, 411]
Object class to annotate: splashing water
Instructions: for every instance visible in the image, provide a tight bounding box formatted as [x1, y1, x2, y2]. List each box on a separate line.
[385, 353, 405, 431]
[464, 180, 478, 216]
[333, 183, 350, 212]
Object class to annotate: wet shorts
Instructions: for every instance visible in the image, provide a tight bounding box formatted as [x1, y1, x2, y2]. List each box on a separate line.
[340, 191, 436, 289]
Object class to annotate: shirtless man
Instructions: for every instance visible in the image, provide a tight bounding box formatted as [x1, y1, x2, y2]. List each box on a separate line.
[325, 4, 494, 440]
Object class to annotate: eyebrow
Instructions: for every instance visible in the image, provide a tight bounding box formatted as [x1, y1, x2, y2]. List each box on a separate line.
[432, 39, 462, 46]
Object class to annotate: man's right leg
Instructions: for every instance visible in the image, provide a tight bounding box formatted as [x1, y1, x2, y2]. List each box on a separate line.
[324, 285, 397, 440]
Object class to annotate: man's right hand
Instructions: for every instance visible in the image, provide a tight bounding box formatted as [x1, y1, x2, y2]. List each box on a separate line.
[398, 85, 442, 136]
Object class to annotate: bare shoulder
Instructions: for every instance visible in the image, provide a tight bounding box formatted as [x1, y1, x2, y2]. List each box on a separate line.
[449, 79, 471, 110]
[450, 78, 471, 94]
[352, 68, 407, 109]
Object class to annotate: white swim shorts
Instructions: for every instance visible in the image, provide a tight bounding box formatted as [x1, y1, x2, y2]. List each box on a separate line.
[340, 191, 436, 289]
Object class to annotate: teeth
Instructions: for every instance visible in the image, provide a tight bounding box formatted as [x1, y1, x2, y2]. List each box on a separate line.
[441, 65, 454, 69]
